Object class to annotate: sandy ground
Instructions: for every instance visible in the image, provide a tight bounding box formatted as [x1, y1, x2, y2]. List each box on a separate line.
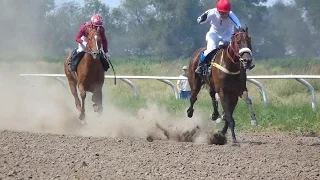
[0, 68, 319, 179]
[0, 130, 319, 180]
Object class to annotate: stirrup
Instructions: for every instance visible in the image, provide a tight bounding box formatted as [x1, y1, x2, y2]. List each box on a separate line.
[195, 63, 204, 74]
[195, 67, 202, 74]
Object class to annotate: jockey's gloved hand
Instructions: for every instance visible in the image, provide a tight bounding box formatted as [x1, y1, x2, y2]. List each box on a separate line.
[197, 11, 209, 24]
[197, 16, 202, 24]
[80, 42, 87, 50]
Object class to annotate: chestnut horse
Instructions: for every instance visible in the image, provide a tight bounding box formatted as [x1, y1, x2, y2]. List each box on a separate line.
[187, 26, 254, 144]
[64, 26, 105, 121]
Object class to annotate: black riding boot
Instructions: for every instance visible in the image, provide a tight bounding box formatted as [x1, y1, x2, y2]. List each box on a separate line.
[100, 54, 110, 72]
[68, 49, 77, 71]
[195, 61, 205, 74]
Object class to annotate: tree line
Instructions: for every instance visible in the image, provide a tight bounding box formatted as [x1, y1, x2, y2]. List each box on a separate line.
[0, 0, 319, 60]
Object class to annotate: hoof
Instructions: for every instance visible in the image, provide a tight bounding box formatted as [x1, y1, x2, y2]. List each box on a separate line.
[78, 113, 86, 121]
[232, 141, 240, 147]
[211, 113, 220, 121]
[215, 118, 223, 124]
[187, 108, 194, 118]
[251, 120, 258, 127]
[93, 104, 99, 112]
[79, 120, 87, 125]
[93, 103, 103, 115]
[146, 136, 153, 142]
[210, 132, 227, 145]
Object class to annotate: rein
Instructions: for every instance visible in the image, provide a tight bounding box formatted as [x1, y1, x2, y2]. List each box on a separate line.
[227, 32, 242, 64]
[211, 32, 252, 75]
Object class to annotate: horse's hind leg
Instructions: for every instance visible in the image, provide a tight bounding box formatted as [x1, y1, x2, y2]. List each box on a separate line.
[241, 91, 258, 126]
[92, 90, 103, 116]
[187, 78, 202, 118]
[209, 88, 220, 121]
[78, 84, 86, 120]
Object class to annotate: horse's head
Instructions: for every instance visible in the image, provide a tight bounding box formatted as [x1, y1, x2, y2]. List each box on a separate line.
[86, 26, 102, 59]
[230, 25, 253, 69]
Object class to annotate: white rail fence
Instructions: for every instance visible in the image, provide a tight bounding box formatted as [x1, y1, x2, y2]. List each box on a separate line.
[19, 74, 320, 111]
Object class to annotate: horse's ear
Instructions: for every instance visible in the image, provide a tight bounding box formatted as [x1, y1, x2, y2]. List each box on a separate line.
[234, 26, 238, 33]
[245, 24, 248, 33]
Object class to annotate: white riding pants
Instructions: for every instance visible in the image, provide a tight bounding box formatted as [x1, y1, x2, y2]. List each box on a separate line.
[77, 36, 87, 53]
[204, 31, 232, 56]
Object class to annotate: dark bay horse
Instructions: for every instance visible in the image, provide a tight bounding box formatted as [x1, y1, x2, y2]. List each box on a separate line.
[187, 26, 254, 143]
[64, 26, 105, 121]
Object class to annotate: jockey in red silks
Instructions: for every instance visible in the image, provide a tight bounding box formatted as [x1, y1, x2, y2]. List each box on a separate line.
[195, 0, 255, 74]
[69, 14, 110, 71]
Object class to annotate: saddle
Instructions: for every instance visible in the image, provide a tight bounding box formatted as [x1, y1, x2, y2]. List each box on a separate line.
[201, 43, 229, 77]
[68, 49, 109, 72]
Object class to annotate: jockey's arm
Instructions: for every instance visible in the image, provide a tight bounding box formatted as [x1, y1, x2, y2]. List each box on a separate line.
[197, 9, 214, 24]
[100, 27, 109, 53]
[228, 11, 242, 30]
[75, 24, 86, 44]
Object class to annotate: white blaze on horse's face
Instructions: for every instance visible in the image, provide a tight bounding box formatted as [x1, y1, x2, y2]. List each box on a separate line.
[92, 35, 99, 59]
[94, 35, 99, 51]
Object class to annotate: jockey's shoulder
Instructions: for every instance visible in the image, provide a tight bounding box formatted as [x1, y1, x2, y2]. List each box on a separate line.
[205, 8, 218, 15]
[84, 22, 91, 26]
[78, 22, 89, 30]
[210, 8, 218, 13]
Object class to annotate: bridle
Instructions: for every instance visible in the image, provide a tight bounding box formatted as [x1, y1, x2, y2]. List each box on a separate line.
[86, 28, 102, 60]
[226, 32, 252, 66]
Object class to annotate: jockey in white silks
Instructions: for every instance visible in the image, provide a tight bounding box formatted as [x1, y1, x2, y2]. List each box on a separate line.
[195, 0, 255, 74]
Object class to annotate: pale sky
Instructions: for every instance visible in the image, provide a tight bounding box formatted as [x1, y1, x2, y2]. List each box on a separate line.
[264, 0, 294, 6]
[55, 0, 120, 8]
[55, 0, 293, 8]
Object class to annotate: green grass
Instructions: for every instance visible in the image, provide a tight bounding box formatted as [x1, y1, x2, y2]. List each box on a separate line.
[107, 87, 320, 134]
[4, 56, 320, 135]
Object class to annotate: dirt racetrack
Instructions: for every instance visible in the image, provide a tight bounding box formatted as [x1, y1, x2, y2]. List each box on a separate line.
[1, 130, 319, 180]
[0, 68, 319, 180]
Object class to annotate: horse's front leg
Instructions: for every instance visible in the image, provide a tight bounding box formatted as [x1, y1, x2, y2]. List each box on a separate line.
[229, 93, 239, 144]
[78, 84, 86, 120]
[241, 91, 258, 126]
[219, 92, 238, 144]
[92, 90, 103, 116]
[209, 88, 220, 121]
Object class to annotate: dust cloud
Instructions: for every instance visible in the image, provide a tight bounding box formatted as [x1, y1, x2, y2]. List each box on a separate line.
[0, 0, 54, 57]
[0, 0, 224, 145]
[0, 63, 224, 145]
